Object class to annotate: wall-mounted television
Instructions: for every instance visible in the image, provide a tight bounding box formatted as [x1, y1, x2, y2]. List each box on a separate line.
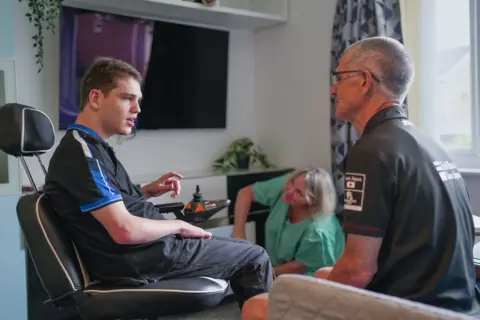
[59, 6, 229, 130]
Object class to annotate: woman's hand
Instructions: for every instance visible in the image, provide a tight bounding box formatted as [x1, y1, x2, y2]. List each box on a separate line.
[231, 229, 247, 240]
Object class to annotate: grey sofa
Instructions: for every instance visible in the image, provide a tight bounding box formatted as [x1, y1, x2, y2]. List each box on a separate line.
[269, 275, 478, 320]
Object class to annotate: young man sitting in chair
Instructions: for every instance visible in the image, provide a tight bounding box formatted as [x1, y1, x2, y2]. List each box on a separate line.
[42, 58, 274, 309]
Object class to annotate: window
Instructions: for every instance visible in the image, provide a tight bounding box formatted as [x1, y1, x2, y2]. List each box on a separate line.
[401, 0, 480, 170]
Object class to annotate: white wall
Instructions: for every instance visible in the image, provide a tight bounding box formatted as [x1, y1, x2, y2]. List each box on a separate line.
[11, 0, 480, 226]
[254, 0, 337, 171]
[14, 0, 338, 187]
[14, 2, 256, 185]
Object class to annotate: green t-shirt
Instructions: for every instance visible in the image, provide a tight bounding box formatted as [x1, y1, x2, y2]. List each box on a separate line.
[253, 174, 345, 276]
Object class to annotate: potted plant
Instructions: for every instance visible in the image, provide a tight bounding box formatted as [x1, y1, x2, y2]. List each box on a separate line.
[213, 138, 275, 172]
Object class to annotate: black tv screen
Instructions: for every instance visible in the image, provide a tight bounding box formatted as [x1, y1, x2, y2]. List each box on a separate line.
[59, 7, 229, 130]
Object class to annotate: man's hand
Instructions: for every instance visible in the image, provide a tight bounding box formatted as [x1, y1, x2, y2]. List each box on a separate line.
[141, 172, 183, 199]
[179, 222, 212, 239]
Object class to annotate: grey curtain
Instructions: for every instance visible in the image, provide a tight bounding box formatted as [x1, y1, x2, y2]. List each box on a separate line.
[330, 0, 405, 214]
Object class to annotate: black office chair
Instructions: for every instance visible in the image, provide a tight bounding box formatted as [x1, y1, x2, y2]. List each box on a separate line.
[0, 103, 229, 319]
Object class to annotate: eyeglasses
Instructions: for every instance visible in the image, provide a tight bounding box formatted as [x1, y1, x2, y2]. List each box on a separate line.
[331, 69, 381, 84]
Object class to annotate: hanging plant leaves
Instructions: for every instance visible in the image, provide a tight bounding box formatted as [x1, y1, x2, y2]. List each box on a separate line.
[19, 0, 64, 73]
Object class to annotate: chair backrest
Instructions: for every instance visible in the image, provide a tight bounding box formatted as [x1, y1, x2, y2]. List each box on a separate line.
[0, 103, 55, 157]
[0, 103, 86, 305]
[17, 192, 86, 304]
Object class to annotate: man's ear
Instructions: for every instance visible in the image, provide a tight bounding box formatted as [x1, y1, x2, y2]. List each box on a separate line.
[88, 89, 102, 110]
[360, 70, 374, 96]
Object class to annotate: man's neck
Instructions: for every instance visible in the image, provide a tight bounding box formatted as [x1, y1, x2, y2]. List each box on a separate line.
[75, 113, 111, 140]
[352, 99, 400, 134]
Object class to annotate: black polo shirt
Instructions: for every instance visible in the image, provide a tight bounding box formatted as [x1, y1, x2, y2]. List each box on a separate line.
[43, 124, 180, 285]
[343, 106, 479, 315]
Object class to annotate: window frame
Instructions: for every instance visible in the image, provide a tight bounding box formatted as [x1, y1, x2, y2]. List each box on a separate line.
[447, 0, 480, 169]
[401, 0, 480, 170]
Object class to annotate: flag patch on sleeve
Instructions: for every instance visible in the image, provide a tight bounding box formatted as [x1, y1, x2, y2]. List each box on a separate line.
[344, 172, 366, 212]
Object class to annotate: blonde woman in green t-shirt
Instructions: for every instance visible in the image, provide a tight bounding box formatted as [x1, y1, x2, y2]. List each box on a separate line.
[232, 168, 345, 277]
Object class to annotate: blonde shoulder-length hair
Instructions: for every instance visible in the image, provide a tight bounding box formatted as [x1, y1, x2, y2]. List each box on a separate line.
[286, 168, 337, 218]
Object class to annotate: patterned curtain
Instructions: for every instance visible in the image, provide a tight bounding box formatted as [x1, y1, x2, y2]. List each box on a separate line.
[330, 0, 405, 215]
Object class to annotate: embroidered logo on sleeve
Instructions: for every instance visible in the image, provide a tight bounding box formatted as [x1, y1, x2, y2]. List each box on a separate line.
[344, 173, 366, 212]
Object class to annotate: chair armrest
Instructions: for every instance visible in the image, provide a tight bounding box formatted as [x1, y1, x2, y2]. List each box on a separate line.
[154, 202, 185, 213]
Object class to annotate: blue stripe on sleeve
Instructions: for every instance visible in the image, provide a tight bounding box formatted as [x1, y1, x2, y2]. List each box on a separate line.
[71, 129, 122, 212]
[80, 194, 123, 212]
[87, 157, 118, 197]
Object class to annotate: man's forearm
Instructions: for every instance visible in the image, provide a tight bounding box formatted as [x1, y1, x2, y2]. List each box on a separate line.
[119, 217, 185, 244]
[139, 182, 168, 200]
[139, 184, 155, 199]
[327, 262, 374, 288]
[139, 185, 150, 199]
[274, 260, 308, 276]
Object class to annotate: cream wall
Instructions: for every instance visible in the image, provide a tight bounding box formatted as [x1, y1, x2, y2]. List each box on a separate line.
[254, 0, 337, 171]
[15, 3, 257, 184]
[15, 0, 337, 186]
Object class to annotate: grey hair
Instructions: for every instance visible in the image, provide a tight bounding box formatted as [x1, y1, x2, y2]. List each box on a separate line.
[345, 36, 415, 103]
[287, 168, 337, 217]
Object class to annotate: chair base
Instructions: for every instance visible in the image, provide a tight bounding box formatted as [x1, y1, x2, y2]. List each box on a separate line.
[28, 253, 229, 320]
[27, 252, 82, 320]
[77, 277, 229, 319]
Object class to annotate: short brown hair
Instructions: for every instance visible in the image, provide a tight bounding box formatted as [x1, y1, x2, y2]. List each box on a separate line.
[79, 57, 143, 111]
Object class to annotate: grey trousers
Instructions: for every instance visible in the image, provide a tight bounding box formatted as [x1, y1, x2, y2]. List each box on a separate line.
[164, 236, 275, 308]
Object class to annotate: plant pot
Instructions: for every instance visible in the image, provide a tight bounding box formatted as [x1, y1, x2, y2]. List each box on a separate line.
[236, 155, 250, 169]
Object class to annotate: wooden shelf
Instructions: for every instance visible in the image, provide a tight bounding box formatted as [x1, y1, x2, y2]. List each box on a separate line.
[63, 0, 288, 30]
[130, 167, 293, 184]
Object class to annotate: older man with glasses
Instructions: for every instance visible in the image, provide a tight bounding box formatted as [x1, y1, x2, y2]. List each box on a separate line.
[241, 36, 480, 320]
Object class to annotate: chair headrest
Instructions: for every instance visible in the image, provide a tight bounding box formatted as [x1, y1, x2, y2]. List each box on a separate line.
[0, 103, 55, 157]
